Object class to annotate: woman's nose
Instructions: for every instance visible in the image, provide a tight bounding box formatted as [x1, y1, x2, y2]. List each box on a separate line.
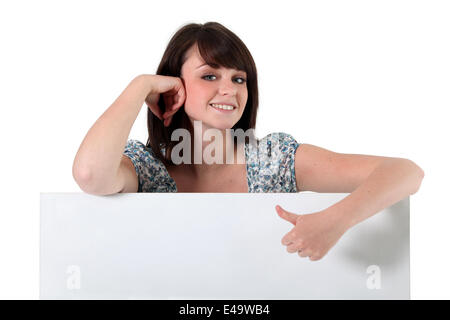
[218, 79, 237, 96]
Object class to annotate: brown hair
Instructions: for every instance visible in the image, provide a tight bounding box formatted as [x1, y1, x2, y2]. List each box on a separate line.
[147, 22, 259, 166]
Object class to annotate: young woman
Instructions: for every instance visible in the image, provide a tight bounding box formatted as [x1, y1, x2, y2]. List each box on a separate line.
[72, 22, 424, 261]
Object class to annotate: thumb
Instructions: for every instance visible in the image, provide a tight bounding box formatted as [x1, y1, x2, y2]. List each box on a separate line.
[276, 205, 299, 225]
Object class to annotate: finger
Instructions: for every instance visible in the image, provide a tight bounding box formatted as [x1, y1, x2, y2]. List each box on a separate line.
[164, 105, 178, 119]
[168, 91, 185, 117]
[298, 249, 312, 258]
[286, 241, 302, 254]
[150, 106, 163, 121]
[276, 205, 298, 225]
[168, 94, 174, 112]
[176, 86, 186, 109]
[148, 102, 163, 121]
[165, 96, 182, 120]
[309, 255, 322, 262]
[162, 95, 173, 119]
[166, 115, 173, 127]
[281, 232, 296, 246]
[147, 94, 163, 121]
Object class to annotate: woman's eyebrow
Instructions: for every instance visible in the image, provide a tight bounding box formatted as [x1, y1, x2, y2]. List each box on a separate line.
[196, 63, 209, 69]
[196, 64, 246, 75]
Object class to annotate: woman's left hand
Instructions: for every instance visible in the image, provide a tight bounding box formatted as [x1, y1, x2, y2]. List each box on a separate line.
[275, 205, 349, 261]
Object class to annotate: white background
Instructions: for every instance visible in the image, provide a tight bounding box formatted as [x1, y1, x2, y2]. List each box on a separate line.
[0, 0, 448, 299]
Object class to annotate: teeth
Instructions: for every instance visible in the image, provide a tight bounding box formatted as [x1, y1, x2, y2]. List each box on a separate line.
[211, 103, 235, 110]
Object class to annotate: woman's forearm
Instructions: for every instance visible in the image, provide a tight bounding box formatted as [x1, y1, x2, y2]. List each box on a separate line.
[72, 74, 155, 192]
[325, 159, 424, 230]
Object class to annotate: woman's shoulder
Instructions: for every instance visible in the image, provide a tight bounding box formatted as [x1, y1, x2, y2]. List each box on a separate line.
[246, 132, 300, 192]
[255, 132, 300, 154]
[124, 138, 171, 169]
[124, 139, 156, 156]
[123, 139, 176, 192]
[258, 131, 298, 142]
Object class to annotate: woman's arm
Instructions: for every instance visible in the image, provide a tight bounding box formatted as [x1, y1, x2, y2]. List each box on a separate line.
[322, 158, 424, 229]
[293, 143, 424, 226]
[276, 144, 424, 261]
[72, 75, 155, 194]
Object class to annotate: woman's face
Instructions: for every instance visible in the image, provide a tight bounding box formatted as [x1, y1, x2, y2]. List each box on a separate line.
[180, 44, 248, 131]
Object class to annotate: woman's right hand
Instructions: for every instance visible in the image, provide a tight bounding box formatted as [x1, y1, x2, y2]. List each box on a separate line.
[142, 74, 186, 127]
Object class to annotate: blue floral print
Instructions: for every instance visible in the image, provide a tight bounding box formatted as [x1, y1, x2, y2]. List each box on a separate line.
[123, 132, 300, 193]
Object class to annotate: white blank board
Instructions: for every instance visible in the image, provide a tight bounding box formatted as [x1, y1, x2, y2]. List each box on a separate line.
[40, 193, 409, 299]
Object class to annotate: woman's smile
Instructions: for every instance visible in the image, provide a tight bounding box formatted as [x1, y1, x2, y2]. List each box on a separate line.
[209, 103, 237, 113]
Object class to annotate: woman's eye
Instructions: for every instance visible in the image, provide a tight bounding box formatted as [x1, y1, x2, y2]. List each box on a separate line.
[202, 75, 216, 81]
[202, 75, 247, 84]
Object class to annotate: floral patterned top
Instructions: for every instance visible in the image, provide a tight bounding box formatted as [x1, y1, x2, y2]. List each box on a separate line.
[123, 132, 300, 193]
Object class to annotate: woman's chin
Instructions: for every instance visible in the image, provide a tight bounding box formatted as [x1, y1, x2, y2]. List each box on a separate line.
[188, 117, 236, 131]
[204, 122, 235, 131]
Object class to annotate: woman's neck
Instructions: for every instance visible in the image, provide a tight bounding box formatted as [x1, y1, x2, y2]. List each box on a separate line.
[187, 128, 245, 178]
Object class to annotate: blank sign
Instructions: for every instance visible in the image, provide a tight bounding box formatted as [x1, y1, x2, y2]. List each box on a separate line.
[40, 192, 409, 299]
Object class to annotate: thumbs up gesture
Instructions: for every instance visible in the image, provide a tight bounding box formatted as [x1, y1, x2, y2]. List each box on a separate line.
[275, 205, 349, 261]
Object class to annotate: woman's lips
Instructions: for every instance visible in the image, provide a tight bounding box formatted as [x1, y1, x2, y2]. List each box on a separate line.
[209, 104, 236, 113]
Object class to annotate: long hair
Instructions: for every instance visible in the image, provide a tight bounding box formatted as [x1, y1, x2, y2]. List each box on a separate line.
[147, 22, 259, 166]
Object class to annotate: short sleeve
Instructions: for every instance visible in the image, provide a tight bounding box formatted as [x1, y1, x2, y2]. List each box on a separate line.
[249, 132, 300, 192]
[273, 132, 300, 192]
[123, 139, 176, 192]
